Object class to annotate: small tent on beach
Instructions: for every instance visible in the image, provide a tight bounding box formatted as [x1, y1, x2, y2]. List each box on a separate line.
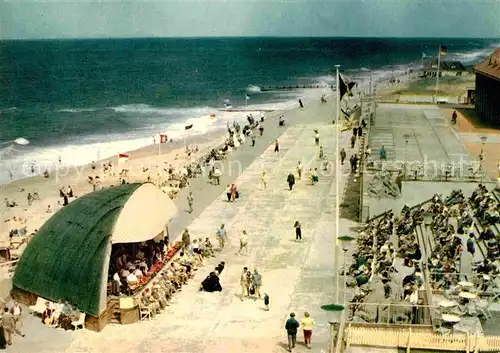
[12, 182, 177, 326]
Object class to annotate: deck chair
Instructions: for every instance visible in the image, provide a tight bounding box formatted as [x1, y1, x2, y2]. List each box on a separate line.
[29, 297, 48, 315]
[71, 312, 86, 330]
[476, 292, 500, 319]
[139, 305, 151, 321]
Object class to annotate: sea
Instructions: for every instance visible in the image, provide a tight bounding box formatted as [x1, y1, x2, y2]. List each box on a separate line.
[0, 37, 498, 183]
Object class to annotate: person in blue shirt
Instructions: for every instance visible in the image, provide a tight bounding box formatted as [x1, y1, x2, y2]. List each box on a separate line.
[380, 146, 387, 160]
[284, 312, 300, 352]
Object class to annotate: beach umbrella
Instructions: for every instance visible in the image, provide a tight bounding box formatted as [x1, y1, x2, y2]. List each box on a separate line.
[14, 137, 30, 145]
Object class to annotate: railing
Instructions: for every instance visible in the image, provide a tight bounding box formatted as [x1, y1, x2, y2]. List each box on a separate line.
[0, 259, 19, 280]
[427, 271, 500, 292]
[347, 302, 436, 326]
[344, 324, 500, 352]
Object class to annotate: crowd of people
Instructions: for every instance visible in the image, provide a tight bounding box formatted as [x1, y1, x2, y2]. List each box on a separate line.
[347, 184, 500, 327]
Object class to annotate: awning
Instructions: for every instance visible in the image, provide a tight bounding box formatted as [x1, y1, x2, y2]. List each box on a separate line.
[111, 183, 177, 244]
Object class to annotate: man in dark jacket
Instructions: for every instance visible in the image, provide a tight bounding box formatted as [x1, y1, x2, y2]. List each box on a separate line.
[287, 173, 296, 191]
[285, 312, 300, 352]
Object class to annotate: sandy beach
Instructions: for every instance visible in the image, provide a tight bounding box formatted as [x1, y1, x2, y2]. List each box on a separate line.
[0, 111, 266, 249]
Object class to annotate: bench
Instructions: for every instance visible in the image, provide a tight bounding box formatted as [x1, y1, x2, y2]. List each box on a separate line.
[29, 297, 50, 315]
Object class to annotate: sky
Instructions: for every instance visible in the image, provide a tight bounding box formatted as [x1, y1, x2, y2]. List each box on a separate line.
[0, 0, 499, 40]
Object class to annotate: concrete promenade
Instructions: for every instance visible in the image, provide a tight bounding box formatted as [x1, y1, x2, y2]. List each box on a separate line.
[6, 96, 360, 353]
[59, 123, 355, 353]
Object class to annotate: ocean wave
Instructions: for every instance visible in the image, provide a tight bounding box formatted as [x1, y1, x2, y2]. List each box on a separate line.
[59, 108, 100, 113]
[246, 85, 261, 93]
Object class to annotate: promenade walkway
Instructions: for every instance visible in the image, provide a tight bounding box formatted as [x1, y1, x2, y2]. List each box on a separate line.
[57, 123, 356, 353]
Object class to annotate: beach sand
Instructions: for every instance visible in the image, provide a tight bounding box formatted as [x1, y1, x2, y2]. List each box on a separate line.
[0, 116, 261, 248]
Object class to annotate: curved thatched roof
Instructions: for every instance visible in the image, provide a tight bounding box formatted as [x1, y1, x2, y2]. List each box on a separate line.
[13, 183, 142, 316]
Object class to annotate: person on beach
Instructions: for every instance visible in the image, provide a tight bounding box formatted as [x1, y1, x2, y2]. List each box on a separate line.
[318, 146, 324, 160]
[237, 230, 248, 255]
[296, 161, 303, 179]
[350, 135, 356, 148]
[27, 193, 32, 206]
[298, 99, 304, 108]
[46, 205, 52, 213]
[216, 224, 226, 250]
[274, 139, 279, 153]
[225, 185, 232, 202]
[301, 312, 315, 349]
[187, 192, 194, 213]
[92, 161, 96, 170]
[287, 172, 295, 191]
[261, 172, 267, 189]
[340, 148, 347, 165]
[314, 131, 320, 146]
[294, 220, 302, 241]
[285, 312, 300, 352]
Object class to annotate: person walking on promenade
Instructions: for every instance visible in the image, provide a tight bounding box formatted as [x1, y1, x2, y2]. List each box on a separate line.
[240, 267, 251, 300]
[395, 172, 403, 193]
[314, 130, 320, 146]
[318, 146, 324, 159]
[296, 161, 303, 179]
[365, 145, 372, 160]
[357, 126, 363, 137]
[294, 221, 302, 241]
[287, 172, 295, 191]
[467, 233, 476, 256]
[10, 301, 24, 337]
[216, 224, 227, 251]
[350, 135, 356, 148]
[261, 172, 267, 189]
[2, 307, 24, 347]
[340, 148, 347, 165]
[274, 139, 280, 153]
[251, 269, 262, 300]
[259, 125, 264, 136]
[251, 130, 256, 147]
[182, 228, 191, 250]
[187, 192, 194, 213]
[263, 293, 270, 311]
[353, 126, 358, 137]
[230, 183, 238, 202]
[237, 230, 249, 255]
[301, 312, 315, 349]
[225, 184, 232, 202]
[380, 146, 387, 160]
[285, 312, 300, 352]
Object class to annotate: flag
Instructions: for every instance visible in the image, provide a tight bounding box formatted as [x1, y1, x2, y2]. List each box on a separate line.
[440, 46, 447, 56]
[339, 74, 356, 101]
[422, 52, 427, 58]
[118, 153, 129, 162]
[160, 134, 168, 143]
[245, 95, 251, 100]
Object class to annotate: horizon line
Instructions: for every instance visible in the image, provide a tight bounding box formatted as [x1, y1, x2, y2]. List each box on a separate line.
[1, 35, 500, 42]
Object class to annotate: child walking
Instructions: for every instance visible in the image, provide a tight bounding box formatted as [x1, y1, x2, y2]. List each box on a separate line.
[294, 221, 302, 241]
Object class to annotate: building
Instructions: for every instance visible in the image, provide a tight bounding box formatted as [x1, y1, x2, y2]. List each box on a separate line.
[423, 59, 467, 77]
[11, 182, 178, 331]
[473, 48, 500, 126]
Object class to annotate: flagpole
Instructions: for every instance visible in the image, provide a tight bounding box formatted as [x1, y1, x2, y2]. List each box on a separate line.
[435, 45, 441, 99]
[334, 64, 341, 304]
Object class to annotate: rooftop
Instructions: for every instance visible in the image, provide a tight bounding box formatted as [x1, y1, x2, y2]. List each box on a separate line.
[473, 47, 500, 81]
